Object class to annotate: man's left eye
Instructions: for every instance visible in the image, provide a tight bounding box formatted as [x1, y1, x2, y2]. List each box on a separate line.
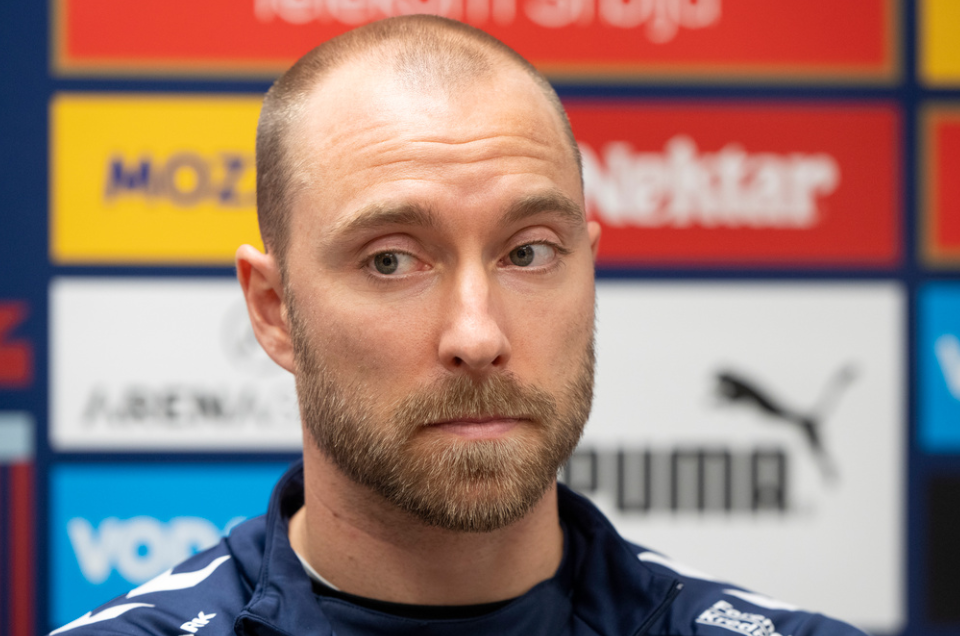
[508, 243, 554, 267]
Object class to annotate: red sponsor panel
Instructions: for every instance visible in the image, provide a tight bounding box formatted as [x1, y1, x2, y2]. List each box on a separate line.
[566, 102, 900, 267]
[8, 464, 34, 636]
[0, 415, 34, 635]
[55, 0, 896, 80]
[923, 107, 960, 266]
[0, 303, 32, 389]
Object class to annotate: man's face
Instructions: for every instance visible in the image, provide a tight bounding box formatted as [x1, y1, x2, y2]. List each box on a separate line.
[281, 59, 601, 532]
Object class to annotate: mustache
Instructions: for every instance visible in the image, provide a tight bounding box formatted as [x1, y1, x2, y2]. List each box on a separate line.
[390, 373, 559, 433]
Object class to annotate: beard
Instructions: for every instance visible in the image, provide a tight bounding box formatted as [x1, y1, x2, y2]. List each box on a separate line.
[288, 302, 595, 533]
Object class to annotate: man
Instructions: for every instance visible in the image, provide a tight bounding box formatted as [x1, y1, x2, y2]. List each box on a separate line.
[52, 15, 866, 636]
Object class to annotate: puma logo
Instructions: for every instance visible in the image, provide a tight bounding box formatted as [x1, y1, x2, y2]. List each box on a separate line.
[715, 365, 856, 483]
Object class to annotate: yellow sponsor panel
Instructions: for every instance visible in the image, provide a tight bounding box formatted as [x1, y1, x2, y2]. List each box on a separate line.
[921, 0, 960, 86]
[51, 94, 264, 264]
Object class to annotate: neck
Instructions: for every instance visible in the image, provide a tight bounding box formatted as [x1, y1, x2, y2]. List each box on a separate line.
[289, 442, 564, 606]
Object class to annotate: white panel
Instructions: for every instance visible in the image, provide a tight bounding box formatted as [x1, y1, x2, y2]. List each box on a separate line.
[579, 281, 904, 632]
[51, 278, 302, 451]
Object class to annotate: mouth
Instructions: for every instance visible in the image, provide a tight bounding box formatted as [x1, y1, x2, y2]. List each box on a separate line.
[427, 416, 525, 440]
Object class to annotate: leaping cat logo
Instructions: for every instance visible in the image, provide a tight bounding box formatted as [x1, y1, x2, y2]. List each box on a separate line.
[715, 365, 857, 484]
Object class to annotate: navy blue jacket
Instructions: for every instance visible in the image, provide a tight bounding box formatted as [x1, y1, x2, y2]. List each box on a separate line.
[51, 462, 867, 636]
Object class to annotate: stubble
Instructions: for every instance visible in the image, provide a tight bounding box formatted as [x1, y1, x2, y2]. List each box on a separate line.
[289, 300, 595, 532]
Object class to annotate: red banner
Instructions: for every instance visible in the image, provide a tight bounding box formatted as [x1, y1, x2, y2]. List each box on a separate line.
[55, 0, 897, 80]
[0, 303, 32, 389]
[566, 102, 900, 267]
[6, 465, 35, 636]
[923, 107, 960, 267]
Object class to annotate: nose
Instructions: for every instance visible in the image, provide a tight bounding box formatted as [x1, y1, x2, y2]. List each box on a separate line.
[437, 265, 511, 373]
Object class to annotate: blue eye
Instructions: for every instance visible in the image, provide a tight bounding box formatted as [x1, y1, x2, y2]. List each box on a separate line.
[374, 252, 400, 274]
[510, 245, 535, 266]
[508, 243, 554, 267]
[369, 251, 418, 276]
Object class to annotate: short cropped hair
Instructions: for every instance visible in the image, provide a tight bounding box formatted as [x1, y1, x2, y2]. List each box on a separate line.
[255, 14, 581, 268]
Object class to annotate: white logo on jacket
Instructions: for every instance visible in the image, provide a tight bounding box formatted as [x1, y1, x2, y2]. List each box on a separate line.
[696, 600, 783, 636]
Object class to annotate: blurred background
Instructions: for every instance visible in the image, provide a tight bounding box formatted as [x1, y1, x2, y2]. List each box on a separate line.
[0, 0, 957, 633]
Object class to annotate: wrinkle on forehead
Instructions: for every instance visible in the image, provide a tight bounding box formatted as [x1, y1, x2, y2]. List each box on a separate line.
[347, 135, 559, 175]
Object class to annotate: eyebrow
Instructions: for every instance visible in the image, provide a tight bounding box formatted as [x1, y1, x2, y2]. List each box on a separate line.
[330, 202, 440, 239]
[498, 191, 585, 230]
[329, 189, 584, 241]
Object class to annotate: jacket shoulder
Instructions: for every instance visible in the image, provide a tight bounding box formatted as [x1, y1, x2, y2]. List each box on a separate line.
[632, 548, 869, 636]
[49, 517, 266, 636]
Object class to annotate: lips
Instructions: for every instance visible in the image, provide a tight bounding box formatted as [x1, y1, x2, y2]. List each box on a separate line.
[428, 416, 524, 440]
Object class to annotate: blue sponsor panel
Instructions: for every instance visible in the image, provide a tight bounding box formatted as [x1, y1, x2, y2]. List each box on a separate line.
[920, 284, 960, 452]
[50, 462, 291, 628]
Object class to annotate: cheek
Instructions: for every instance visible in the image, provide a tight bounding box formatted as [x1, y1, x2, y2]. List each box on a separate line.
[508, 284, 595, 374]
[308, 293, 438, 381]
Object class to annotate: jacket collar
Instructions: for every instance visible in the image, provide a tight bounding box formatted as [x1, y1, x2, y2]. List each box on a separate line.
[556, 487, 681, 635]
[234, 462, 334, 635]
[233, 462, 679, 636]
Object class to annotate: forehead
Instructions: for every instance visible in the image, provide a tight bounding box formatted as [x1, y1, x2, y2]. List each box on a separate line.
[288, 56, 580, 235]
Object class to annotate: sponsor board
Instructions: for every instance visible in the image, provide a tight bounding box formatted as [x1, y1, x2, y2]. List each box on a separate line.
[50, 462, 290, 629]
[571, 282, 904, 631]
[920, 0, 960, 86]
[53, 0, 897, 82]
[50, 94, 262, 265]
[0, 413, 35, 636]
[50, 278, 302, 451]
[921, 106, 960, 266]
[918, 284, 960, 452]
[49, 96, 901, 268]
[0, 301, 33, 388]
[568, 103, 900, 267]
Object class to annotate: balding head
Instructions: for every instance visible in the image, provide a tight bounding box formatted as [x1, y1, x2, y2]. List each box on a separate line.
[255, 15, 580, 268]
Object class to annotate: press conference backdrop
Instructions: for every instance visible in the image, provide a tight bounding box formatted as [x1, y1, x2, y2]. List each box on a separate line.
[1, 0, 959, 633]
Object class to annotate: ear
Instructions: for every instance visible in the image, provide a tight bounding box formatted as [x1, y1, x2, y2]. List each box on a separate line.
[236, 244, 295, 373]
[587, 221, 602, 261]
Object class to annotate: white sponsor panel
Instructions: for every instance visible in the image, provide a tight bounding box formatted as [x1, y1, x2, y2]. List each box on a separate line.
[582, 282, 903, 632]
[51, 278, 302, 450]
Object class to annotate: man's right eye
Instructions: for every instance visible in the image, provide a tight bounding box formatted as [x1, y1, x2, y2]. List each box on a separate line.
[371, 251, 414, 275]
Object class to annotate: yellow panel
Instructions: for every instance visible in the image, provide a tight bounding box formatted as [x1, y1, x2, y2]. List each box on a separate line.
[51, 94, 264, 264]
[921, 0, 960, 86]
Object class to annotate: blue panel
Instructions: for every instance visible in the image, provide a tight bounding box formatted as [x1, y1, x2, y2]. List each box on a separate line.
[49, 462, 291, 627]
[919, 284, 960, 452]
